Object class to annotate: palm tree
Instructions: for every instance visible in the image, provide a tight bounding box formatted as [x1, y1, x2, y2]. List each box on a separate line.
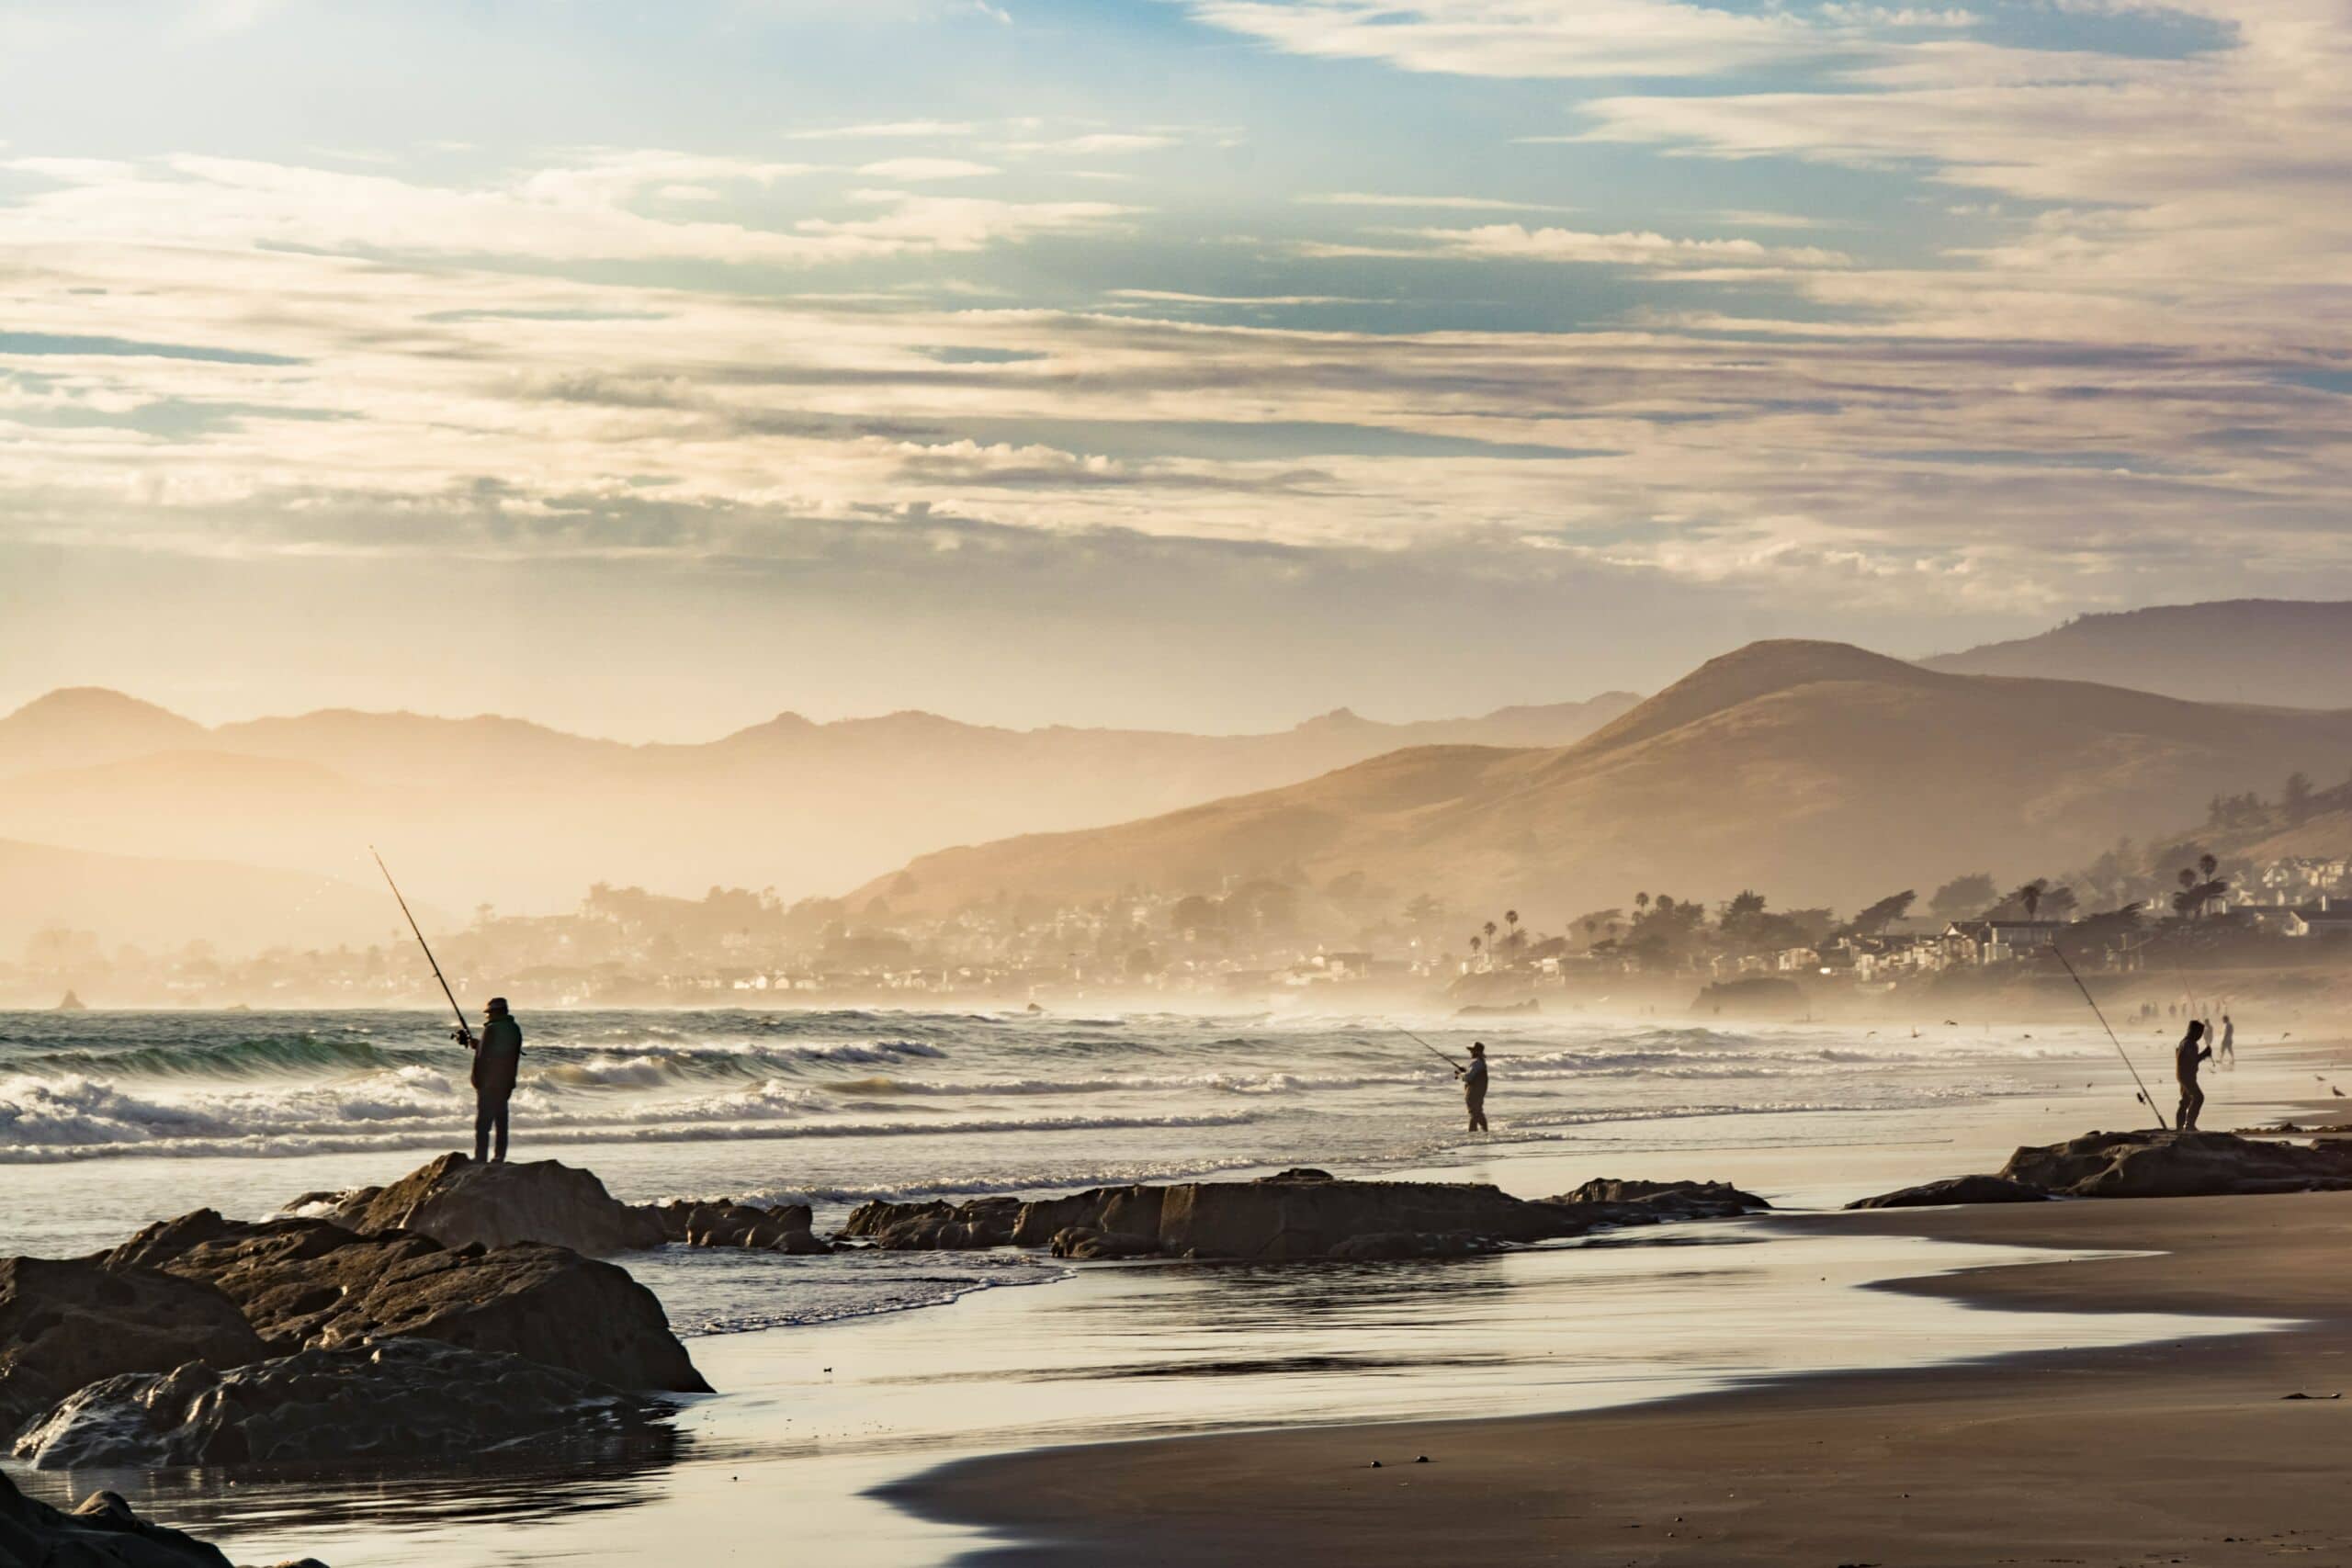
[2014, 879, 2045, 921]
[1634, 892, 1650, 917]
[1484, 919, 1498, 952]
[2199, 852, 2219, 882]
[1468, 934, 1483, 964]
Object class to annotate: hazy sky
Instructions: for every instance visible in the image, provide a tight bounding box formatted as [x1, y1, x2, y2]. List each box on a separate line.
[2, 0, 2346, 739]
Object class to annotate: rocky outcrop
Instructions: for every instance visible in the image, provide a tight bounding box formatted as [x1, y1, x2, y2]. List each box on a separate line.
[1547, 1178, 1770, 1225]
[13, 1338, 665, 1470]
[848, 1168, 1766, 1263]
[0, 1472, 237, 1567]
[0, 1256, 266, 1433]
[1047, 1226, 1161, 1260]
[1012, 1186, 1166, 1248]
[2002, 1128, 2352, 1198]
[298, 1154, 667, 1256]
[1158, 1170, 1575, 1261]
[1849, 1128, 2352, 1208]
[650, 1199, 829, 1254]
[105, 1211, 708, 1393]
[843, 1195, 1023, 1250]
[1848, 1174, 2052, 1210]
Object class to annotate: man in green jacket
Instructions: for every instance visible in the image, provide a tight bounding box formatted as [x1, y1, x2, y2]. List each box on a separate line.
[460, 996, 524, 1163]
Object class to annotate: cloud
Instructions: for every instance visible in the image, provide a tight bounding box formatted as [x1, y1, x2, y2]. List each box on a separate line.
[855, 158, 1000, 181]
[786, 120, 978, 140]
[1413, 223, 1853, 269]
[1299, 192, 1573, 211]
[0, 152, 1128, 267]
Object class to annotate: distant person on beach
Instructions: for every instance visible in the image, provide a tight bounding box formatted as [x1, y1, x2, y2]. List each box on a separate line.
[1457, 1042, 1490, 1132]
[459, 996, 524, 1163]
[2219, 1013, 2236, 1066]
[2175, 1019, 2211, 1131]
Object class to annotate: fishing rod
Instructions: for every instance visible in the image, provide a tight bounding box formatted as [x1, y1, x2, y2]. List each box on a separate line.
[2052, 940, 2167, 1130]
[1389, 1021, 1464, 1073]
[370, 847, 472, 1046]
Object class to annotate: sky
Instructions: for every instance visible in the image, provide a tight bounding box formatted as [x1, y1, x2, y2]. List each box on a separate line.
[1, 0, 2346, 739]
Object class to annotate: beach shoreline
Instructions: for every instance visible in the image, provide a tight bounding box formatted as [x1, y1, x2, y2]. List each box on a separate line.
[891, 1190, 2352, 1566]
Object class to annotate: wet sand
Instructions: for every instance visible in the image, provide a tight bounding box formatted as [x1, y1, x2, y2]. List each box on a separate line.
[897, 1190, 2352, 1565]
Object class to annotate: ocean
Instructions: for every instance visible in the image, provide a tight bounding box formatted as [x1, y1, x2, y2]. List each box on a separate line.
[0, 1004, 2295, 1566]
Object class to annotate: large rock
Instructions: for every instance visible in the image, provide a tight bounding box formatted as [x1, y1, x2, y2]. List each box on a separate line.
[106, 1211, 708, 1393]
[842, 1195, 1023, 1250]
[650, 1199, 829, 1254]
[1546, 1178, 1770, 1224]
[1999, 1128, 2352, 1198]
[0, 1256, 267, 1434]
[1012, 1186, 1164, 1247]
[1848, 1174, 2052, 1210]
[1158, 1170, 1572, 1261]
[0, 1472, 235, 1567]
[13, 1337, 665, 1470]
[298, 1154, 667, 1256]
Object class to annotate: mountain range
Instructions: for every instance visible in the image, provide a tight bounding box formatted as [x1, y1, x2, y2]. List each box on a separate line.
[856, 640, 2352, 920]
[0, 686, 1641, 951]
[1925, 600, 2352, 708]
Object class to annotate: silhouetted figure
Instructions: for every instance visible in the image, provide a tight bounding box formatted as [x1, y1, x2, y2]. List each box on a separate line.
[2174, 1019, 2211, 1131]
[461, 996, 524, 1163]
[2218, 1013, 2236, 1066]
[1457, 1041, 1489, 1133]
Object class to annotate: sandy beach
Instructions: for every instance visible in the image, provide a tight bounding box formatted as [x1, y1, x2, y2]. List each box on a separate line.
[900, 1188, 2352, 1565]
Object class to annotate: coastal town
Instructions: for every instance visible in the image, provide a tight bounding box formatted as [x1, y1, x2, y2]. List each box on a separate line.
[17, 843, 2352, 1013]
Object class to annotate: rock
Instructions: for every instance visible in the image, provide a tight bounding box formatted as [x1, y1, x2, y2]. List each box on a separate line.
[651, 1200, 829, 1254]
[1012, 1186, 1166, 1247]
[1048, 1227, 1161, 1260]
[0, 1470, 233, 1567]
[1999, 1128, 2352, 1198]
[13, 1337, 668, 1470]
[0, 1256, 267, 1434]
[106, 1212, 708, 1393]
[1158, 1177, 1569, 1261]
[1545, 1178, 1771, 1224]
[1848, 1174, 2052, 1210]
[299, 1154, 667, 1256]
[846, 1195, 1022, 1250]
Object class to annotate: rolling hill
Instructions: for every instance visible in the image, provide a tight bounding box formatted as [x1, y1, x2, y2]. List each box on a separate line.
[0, 686, 1641, 941]
[855, 641, 2352, 919]
[1926, 601, 2352, 708]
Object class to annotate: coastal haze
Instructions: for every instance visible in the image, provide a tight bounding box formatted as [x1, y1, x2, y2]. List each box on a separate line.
[6, 3, 2352, 1568]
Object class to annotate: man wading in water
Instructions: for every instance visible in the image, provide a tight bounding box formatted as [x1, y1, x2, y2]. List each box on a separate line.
[2175, 1018, 2212, 1132]
[458, 997, 524, 1162]
[1457, 1041, 1490, 1133]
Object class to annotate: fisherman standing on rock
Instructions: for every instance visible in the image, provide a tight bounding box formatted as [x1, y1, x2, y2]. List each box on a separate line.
[458, 997, 524, 1163]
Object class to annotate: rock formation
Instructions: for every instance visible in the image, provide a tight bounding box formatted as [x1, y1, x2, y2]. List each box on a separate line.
[297, 1154, 667, 1256]
[0, 1257, 266, 1433]
[854, 1168, 1767, 1263]
[14, 1338, 664, 1470]
[650, 1199, 830, 1254]
[0, 1471, 256, 1567]
[1849, 1174, 2052, 1210]
[104, 1210, 709, 1393]
[1849, 1128, 2352, 1208]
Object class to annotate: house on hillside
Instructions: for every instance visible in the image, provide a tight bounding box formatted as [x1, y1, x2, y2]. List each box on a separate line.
[1943, 919, 2068, 964]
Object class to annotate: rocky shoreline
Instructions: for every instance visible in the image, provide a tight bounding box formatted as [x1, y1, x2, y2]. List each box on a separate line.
[1, 1151, 1770, 1562]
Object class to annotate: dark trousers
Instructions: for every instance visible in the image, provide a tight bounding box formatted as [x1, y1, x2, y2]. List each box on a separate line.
[475, 1090, 512, 1163]
[2176, 1081, 2204, 1131]
[1466, 1089, 1488, 1133]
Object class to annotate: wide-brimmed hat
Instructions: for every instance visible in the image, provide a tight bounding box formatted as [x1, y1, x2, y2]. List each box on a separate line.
[486, 997, 510, 1014]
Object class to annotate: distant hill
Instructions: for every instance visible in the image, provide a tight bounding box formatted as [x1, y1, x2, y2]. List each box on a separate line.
[0, 687, 1641, 939]
[854, 640, 2352, 919]
[1925, 601, 2352, 708]
[0, 687, 206, 773]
